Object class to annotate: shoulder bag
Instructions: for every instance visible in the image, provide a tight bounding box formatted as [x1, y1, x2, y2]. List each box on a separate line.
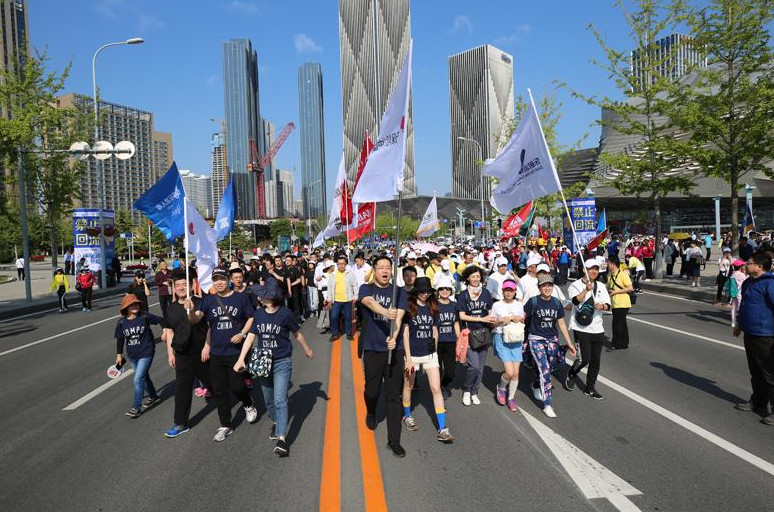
[574, 281, 597, 326]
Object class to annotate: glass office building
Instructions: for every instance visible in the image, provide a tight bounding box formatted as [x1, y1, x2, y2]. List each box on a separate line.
[298, 62, 327, 219]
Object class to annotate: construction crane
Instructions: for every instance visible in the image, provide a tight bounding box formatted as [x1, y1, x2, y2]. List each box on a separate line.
[248, 121, 295, 219]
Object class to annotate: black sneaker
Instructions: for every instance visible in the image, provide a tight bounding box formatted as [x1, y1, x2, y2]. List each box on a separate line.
[274, 439, 289, 457]
[387, 441, 406, 458]
[125, 407, 142, 418]
[329, 334, 339, 343]
[564, 372, 576, 391]
[734, 401, 766, 414]
[365, 413, 377, 431]
[583, 387, 604, 400]
[269, 423, 279, 440]
[142, 396, 160, 410]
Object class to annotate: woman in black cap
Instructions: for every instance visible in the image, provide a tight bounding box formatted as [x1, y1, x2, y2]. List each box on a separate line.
[400, 277, 454, 443]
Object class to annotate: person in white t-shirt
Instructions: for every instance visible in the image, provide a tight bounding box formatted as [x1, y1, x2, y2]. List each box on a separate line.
[564, 259, 611, 400]
[349, 252, 372, 288]
[487, 257, 516, 300]
[517, 255, 542, 302]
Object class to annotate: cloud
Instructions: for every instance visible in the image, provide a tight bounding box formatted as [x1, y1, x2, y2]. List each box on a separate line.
[226, 1, 259, 15]
[495, 24, 532, 46]
[293, 34, 322, 54]
[206, 74, 217, 86]
[139, 14, 164, 32]
[96, 0, 124, 19]
[448, 15, 473, 35]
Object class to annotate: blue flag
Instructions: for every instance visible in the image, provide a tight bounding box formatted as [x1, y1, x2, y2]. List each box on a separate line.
[133, 162, 186, 243]
[213, 179, 236, 242]
[740, 203, 755, 236]
[596, 208, 607, 234]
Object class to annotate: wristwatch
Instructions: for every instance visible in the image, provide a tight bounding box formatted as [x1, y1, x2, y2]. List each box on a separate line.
[241, 332, 247, 339]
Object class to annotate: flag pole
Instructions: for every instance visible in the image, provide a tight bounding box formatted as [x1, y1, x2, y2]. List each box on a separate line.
[387, 190, 403, 366]
[183, 199, 191, 304]
[527, 88, 590, 282]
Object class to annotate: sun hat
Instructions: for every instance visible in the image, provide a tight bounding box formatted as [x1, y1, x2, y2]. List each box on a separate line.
[502, 279, 518, 290]
[411, 277, 434, 294]
[441, 259, 450, 270]
[434, 274, 454, 290]
[228, 262, 243, 274]
[732, 259, 746, 267]
[119, 294, 142, 315]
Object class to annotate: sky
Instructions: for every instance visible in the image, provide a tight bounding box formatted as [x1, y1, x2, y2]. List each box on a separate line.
[30, 0, 639, 204]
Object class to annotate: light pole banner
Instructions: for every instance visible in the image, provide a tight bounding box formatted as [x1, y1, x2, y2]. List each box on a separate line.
[73, 208, 115, 272]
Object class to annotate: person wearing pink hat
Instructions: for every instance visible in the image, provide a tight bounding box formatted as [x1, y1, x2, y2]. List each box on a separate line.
[492, 278, 525, 412]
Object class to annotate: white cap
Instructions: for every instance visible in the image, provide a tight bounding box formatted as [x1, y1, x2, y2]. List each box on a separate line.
[323, 261, 335, 270]
[495, 256, 509, 267]
[434, 274, 454, 290]
[526, 255, 542, 267]
[407, 251, 417, 259]
[584, 259, 600, 269]
[441, 259, 450, 270]
[536, 263, 551, 274]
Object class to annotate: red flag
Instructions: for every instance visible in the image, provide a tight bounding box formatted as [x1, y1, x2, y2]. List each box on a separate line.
[501, 201, 534, 239]
[339, 180, 354, 225]
[586, 228, 609, 252]
[348, 133, 375, 242]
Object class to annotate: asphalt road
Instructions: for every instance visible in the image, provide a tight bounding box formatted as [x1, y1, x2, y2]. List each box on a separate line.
[0, 289, 772, 511]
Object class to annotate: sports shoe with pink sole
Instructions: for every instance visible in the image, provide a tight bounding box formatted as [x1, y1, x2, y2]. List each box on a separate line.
[506, 399, 519, 412]
[496, 385, 507, 405]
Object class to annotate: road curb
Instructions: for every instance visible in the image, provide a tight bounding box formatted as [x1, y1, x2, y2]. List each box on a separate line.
[640, 280, 716, 304]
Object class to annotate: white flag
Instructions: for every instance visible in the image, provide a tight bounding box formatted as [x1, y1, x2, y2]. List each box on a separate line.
[185, 198, 219, 293]
[351, 40, 412, 203]
[318, 154, 349, 242]
[483, 89, 562, 214]
[416, 193, 440, 237]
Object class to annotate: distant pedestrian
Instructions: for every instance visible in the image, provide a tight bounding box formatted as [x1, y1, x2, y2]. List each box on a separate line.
[15, 256, 24, 281]
[49, 267, 69, 313]
[716, 248, 733, 305]
[154, 260, 173, 318]
[115, 294, 162, 418]
[126, 270, 151, 312]
[734, 252, 774, 426]
[607, 256, 633, 350]
[64, 249, 74, 275]
[76, 266, 95, 311]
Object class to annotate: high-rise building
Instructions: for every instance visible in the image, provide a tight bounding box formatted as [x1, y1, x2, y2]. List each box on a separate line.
[631, 33, 706, 91]
[180, 169, 213, 219]
[151, 131, 173, 181]
[222, 38, 265, 219]
[264, 180, 278, 218]
[294, 198, 304, 219]
[210, 131, 228, 215]
[298, 62, 327, 219]
[57, 93, 154, 216]
[338, 0, 415, 196]
[449, 44, 514, 199]
[276, 169, 295, 217]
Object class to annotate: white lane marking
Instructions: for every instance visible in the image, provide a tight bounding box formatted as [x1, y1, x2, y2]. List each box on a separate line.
[62, 369, 135, 410]
[627, 316, 743, 351]
[567, 359, 774, 478]
[0, 302, 160, 358]
[640, 290, 703, 303]
[503, 409, 642, 512]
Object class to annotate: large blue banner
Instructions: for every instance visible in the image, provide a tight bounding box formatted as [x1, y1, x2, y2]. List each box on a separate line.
[73, 209, 115, 272]
[563, 198, 596, 253]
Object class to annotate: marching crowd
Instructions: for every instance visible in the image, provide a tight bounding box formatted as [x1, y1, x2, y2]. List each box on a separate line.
[104, 230, 774, 459]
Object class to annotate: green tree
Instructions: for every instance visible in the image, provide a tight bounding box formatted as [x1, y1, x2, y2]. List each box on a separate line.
[0, 48, 91, 268]
[562, 0, 696, 276]
[269, 219, 293, 239]
[671, 0, 774, 251]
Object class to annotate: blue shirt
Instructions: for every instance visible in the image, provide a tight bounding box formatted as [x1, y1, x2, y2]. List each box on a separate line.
[250, 307, 299, 360]
[437, 301, 458, 343]
[406, 304, 437, 357]
[200, 291, 255, 357]
[358, 283, 408, 352]
[738, 273, 774, 336]
[115, 313, 163, 360]
[457, 288, 493, 331]
[524, 296, 565, 339]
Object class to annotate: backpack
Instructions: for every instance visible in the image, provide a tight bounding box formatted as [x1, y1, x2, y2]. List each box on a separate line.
[573, 281, 597, 326]
[559, 252, 569, 265]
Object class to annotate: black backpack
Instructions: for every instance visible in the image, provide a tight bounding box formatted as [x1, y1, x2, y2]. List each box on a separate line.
[573, 281, 597, 326]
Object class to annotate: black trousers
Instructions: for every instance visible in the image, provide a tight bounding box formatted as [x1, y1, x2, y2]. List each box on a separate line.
[644, 258, 654, 279]
[209, 354, 253, 428]
[159, 295, 172, 318]
[437, 342, 456, 389]
[174, 352, 211, 427]
[666, 262, 674, 276]
[743, 334, 774, 410]
[611, 308, 630, 349]
[57, 286, 67, 310]
[80, 288, 93, 309]
[17, 268, 24, 280]
[570, 330, 605, 388]
[716, 274, 727, 302]
[362, 350, 403, 445]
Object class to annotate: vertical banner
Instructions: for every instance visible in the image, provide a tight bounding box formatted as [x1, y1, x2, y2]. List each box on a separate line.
[563, 198, 596, 253]
[73, 209, 115, 272]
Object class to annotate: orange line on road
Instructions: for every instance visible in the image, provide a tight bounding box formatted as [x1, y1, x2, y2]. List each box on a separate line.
[349, 336, 388, 512]
[319, 339, 341, 511]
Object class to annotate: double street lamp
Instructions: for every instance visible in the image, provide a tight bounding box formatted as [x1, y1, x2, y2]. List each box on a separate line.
[456, 136, 486, 243]
[92, 37, 144, 289]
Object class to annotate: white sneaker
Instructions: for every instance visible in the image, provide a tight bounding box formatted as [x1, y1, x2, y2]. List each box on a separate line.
[244, 406, 258, 424]
[532, 383, 544, 402]
[543, 405, 557, 418]
[462, 391, 471, 406]
[471, 394, 481, 405]
[213, 427, 233, 442]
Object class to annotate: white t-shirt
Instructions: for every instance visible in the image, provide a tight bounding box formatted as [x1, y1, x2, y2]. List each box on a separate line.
[491, 300, 525, 334]
[567, 278, 611, 334]
[349, 262, 371, 288]
[517, 274, 539, 302]
[15, 258, 24, 269]
[487, 270, 514, 300]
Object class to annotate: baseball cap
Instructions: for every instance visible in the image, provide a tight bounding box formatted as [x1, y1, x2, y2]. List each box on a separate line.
[526, 255, 542, 267]
[407, 251, 417, 259]
[584, 259, 600, 269]
[495, 256, 509, 267]
[538, 275, 554, 286]
[134, 269, 145, 277]
[434, 274, 454, 290]
[536, 263, 551, 274]
[440, 260, 450, 270]
[211, 268, 228, 281]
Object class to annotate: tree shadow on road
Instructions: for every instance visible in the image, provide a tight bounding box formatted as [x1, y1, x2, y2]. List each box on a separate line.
[650, 362, 745, 404]
[0, 324, 38, 338]
[286, 381, 328, 445]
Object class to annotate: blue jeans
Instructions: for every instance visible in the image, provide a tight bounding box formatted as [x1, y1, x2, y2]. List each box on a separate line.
[330, 301, 352, 337]
[259, 357, 292, 438]
[129, 355, 158, 410]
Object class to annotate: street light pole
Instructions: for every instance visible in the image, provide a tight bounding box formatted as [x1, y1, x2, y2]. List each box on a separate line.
[457, 136, 485, 244]
[92, 37, 144, 289]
